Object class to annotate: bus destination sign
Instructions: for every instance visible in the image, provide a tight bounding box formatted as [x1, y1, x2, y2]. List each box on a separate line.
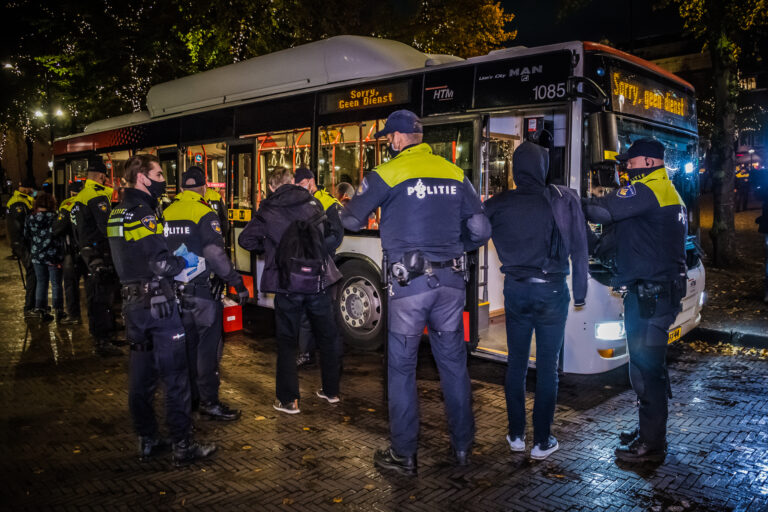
[474, 51, 572, 108]
[319, 81, 411, 115]
[610, 69, 696, 132]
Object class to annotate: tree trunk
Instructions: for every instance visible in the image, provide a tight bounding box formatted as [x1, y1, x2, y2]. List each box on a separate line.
[708, 41, 737, 267]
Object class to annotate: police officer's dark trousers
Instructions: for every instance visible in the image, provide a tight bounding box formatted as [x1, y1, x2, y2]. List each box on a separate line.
[85, 268, 116, 339]
[503, 277, 569, 445]
[124, 301, 192, 443]
[274, 290, 340, 403]
[179, 286, 224, 405]
[387, 268, 473, 457]
[624, 288, 680, 450]
[21, 247, 37, 311]
[62, 252, 85, 318]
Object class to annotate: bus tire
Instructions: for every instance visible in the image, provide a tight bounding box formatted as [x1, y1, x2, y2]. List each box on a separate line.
[336, 259, 385, 351]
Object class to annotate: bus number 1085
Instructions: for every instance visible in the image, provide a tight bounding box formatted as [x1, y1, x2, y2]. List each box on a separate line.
[533, 83, 567, 101]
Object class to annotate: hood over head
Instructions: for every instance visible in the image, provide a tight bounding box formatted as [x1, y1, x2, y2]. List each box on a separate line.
[268, 183, 314, 207]
[512, 141, 549, 190]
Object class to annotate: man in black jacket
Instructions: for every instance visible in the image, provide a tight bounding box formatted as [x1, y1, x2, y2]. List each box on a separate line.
[484, 141, 588, 460]
[238, 167, 342, 414]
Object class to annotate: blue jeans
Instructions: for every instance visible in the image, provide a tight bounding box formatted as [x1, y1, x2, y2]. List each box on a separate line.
[33, 262, 63, 311]
[503, 277, 569, 445]
[387, 268, 473, 457]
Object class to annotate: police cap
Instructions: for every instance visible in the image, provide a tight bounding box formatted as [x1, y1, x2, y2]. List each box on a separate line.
[182, 166, 206, 188]
[69, 180, 84, 193]
[294, 167, 314, 183]
[615, 138, 665, 162]
[20, 176, 36, 189]
[374, 109, 423, 138]
[88, 160, 108, 174]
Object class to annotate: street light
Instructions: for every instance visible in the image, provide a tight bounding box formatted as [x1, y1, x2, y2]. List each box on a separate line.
[749, 148, 755, 170]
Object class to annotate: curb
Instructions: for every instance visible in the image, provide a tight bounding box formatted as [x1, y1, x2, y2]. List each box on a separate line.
[686, 327, 768, 350]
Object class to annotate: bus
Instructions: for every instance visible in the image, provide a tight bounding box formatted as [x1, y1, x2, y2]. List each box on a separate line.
[53, 35, 705, 374]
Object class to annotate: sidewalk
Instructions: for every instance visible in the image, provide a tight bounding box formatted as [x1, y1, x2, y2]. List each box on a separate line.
[692, 193, 768, 348]
[0, 240, 767, 510]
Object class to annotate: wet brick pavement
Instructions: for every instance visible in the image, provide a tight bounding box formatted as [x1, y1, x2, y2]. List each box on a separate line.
[0, 253, 767, 511]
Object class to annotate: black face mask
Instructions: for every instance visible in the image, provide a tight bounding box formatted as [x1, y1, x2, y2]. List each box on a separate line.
[146, 177, 166, 200]
[627, 165, 660, 181]
[387, 144, 401, 159]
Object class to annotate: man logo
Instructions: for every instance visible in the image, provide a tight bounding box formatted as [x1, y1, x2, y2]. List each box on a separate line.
[509, 65, 543, 82]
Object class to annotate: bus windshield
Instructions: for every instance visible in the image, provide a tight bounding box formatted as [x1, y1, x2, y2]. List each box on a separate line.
[614, 117, 700, 235]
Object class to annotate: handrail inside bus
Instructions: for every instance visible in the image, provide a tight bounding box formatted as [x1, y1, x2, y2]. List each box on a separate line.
[583, 42, 695, 93]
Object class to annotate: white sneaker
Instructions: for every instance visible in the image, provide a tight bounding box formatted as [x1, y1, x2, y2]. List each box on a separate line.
[530, 436, 559, 460]
[316, 390, 340, 404]
[273, 399, 300, 414]
[506, 434, 526, 452]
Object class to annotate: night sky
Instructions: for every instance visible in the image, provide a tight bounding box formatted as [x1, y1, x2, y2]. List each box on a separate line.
[504, 0, 685, 50]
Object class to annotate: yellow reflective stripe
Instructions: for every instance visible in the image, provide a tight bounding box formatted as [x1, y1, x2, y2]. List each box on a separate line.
[638, 168, 685, 208]
[376, 143, 464, 188]
[123, 220, 142, 228]
[124, 226, 159, 241]
[107, 226, 124, 237]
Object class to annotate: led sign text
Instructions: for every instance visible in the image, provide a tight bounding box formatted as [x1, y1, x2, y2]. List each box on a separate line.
[319, 82, 410, 114]
[612, 72, 686, 117]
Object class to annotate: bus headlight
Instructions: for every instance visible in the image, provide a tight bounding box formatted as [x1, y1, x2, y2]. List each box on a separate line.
[595, 321, 626, 340]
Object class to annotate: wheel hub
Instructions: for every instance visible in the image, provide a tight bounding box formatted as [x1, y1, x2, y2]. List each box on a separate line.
[339, 278, 381, 332]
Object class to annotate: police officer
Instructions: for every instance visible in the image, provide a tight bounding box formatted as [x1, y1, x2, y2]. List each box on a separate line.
[485, 141, 588, 460]
[583, 139, 687, 463]
[204, 184, 229, 239]
[70, 160, 120, 355]
[163, 166, 248, 421]
[107, 154, 215, 466]
[340, 110, 491, 475]
[53, 181, 86, 324]
[294, 167, 344, 367]
[6, 177, 37, 316]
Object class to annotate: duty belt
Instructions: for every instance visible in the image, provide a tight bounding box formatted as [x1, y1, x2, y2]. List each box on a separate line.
[177, 281, 212, 299]
[121, 282, 150, 300]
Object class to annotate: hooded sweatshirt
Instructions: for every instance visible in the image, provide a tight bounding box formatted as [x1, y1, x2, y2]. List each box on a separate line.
[484, 142, 588, 303]
[238, 184, 327, 293]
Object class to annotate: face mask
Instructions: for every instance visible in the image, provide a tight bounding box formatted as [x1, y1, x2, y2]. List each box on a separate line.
[387, 144, 401, 159]
[145, 177, 166, 200]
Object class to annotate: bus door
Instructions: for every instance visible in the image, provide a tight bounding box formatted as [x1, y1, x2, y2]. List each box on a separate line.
[227, 143, 256, 296]
[421, 118, 483, 348]
[158, 148, 179, 199]
[473, 108, 571, 363]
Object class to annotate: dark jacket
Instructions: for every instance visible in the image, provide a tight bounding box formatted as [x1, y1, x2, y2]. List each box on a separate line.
[238, 184, 332, 294]
[583, 167, 687, 285]
[24, 211, 64, 265]
[484, 142, 588, 304]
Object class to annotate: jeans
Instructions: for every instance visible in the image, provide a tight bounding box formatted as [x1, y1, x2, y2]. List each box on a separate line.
[33, 262, 63, 311]
[503, 277, 569, 446]
[273, 290, 341, 404]
[387, 268, 473, 457]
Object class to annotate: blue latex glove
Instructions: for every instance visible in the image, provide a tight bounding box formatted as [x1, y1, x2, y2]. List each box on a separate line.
[174, 243, 199, 269]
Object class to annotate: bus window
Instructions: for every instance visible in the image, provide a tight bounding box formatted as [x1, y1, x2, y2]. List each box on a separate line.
[422, 122, 475, 181]
[66, 158, 89, 186]
[100, 150, 131, 199]
[317, 120, 387, 198]
[186, 143, 227, 200]
[158, 150, 178, 198]
[245, 128, 311, 206]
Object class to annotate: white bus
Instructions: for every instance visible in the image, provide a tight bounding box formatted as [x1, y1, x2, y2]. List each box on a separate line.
[53, 35, 705, 374]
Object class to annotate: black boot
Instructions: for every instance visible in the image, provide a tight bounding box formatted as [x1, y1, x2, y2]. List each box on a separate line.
[199, 401, 241, 421]
[619, 427, 639, 445]
[138, 436, 170, 462]
[373, 447, 417, 476]
[615, 439, 667, 463]
[172, 438, 217, 467]
[95, 339, 123, 357]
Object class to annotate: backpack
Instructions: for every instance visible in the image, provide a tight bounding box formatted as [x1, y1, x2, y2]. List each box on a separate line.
[275, 211, 340, 293]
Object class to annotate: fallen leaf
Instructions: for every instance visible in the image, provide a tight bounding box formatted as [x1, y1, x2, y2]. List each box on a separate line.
[367, 408, 376, 412]
[254, 415, 266, 421]
[303, 427, 311, 431]
[159, 491, 166, 496]
[283, 498, 294, 505]
[364, 484, 375, 490]
[242, 445, 252, 450]
[333, 497, 343, 503]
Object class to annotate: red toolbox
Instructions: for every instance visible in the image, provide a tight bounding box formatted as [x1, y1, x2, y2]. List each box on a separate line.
[222, 297, 243, 333]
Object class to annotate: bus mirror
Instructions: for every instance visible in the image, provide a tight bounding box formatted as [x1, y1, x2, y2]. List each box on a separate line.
[588, 112, 619, 167]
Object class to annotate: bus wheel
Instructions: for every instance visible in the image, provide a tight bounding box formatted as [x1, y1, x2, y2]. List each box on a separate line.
[336, 260, 385, 351]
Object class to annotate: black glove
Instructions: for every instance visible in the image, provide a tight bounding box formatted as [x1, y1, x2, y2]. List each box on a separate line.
[210, 276, 226, 299]
[150, 295, 173, 319]
[233, 281, 250, 304]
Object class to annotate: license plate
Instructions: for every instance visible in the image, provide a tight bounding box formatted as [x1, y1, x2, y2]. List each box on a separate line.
[667, 327, 682, 344]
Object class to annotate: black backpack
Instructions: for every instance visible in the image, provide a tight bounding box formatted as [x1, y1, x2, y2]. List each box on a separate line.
[275, 211, 337, 293]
